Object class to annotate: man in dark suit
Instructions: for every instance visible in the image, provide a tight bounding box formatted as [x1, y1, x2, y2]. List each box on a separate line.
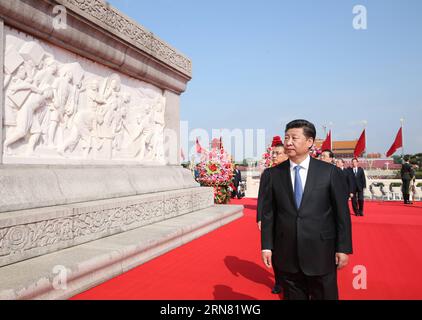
[232, 165, 242, 199]
[257, 137, 288, 294]
[336, 158, 354, 200]
[401, 155, 415, 204]
[257, 138, 289, 230]
[261, 119, 352, 300]
[320, 149, 335, 164]
[349, 158, 366, 216]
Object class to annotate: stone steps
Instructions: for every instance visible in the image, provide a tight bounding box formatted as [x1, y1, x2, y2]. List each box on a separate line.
[0, 204, 243, 300]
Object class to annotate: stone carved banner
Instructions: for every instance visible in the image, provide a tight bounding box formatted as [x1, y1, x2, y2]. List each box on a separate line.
[3, 26, 167, 164]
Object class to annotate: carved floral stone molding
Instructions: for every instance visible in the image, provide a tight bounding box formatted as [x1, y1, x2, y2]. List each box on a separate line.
[0, 218, 74, 257]
[0, 188, 213, 264]
[61, 0, 192, 76]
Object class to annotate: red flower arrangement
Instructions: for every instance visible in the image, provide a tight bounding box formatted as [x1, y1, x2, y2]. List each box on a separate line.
[260, 146, 274, 169]
[196, 146, 234, 204]
[309, 145, 322, 158]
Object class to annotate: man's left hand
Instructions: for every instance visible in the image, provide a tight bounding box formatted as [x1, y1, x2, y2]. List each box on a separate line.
[335, 253, 349, 269]
[262, 251, 272, 268]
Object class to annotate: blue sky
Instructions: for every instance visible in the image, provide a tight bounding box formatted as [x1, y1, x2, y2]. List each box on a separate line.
[109, 0, 422, 156]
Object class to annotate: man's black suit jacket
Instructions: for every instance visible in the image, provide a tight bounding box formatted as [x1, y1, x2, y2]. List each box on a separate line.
[339, 168, 353, 195]
[401, 163, 415, 181]
[261, 157, 353, 276]
[256, 168, 267, 223]
[348, 167, 366, 192]
[234, 169, 242, 186]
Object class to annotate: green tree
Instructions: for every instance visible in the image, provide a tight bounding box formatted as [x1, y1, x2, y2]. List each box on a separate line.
[410, 153, 422, 167]
[392, 155, 402, 164]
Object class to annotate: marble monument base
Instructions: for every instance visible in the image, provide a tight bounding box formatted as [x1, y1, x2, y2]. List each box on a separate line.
[0, 204, 243, 300]
[0, 165, 244, 299]
[0, 165, 216, 266]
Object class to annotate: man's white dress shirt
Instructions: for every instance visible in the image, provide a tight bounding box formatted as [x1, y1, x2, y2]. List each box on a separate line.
[262, 155, 310, 252]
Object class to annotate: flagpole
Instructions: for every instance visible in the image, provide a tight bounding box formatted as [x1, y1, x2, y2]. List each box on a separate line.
[400, 118, 404, 157]
[329, 122, 333, 151]
[362, 120, 367, 162]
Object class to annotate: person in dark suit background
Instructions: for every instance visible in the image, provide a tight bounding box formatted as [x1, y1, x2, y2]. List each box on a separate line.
[257, 136, 288, 294]
[335, 158, 354, 200]
[232, 164, 242, 199]
[401, 155, 415, 204]
[194, 164, 200, 181]
[320, 149, 335, 165]
[261, 119, 352, 300]
[257, 136, 288, 230]
[349, 158, 366, 216]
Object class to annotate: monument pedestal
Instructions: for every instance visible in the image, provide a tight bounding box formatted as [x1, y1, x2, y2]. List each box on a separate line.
[0, 166, 217, 267]
[0, 165, 244, 299]
[0, 204, 243, 300]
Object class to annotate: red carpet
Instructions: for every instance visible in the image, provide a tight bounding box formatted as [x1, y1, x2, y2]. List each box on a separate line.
[71, 199, 422, 300]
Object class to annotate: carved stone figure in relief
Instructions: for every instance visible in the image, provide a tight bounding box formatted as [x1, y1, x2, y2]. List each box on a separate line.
[23, 54, 49, 84]
[113, 92, 131, 151]
[58, 62, 85, 132]
[132, 103, 155, 161]
[66, 82, 83, 132]
[48, 70, 74, 147]
[4, 87, 54, 155]
[58, 79, 105, 157]
[150, 95, 166, 161]
[33, 57, 57, 89]
[33, 57, 59, 147]
[95, 74, 121, 156]
[3, 65, 33, 127]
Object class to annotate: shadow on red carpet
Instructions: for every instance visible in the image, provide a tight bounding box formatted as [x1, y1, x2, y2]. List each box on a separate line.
[71, 198, 422, 300]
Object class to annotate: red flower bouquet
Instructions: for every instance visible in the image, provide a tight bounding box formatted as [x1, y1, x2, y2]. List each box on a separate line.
[196, 147, 234, 204]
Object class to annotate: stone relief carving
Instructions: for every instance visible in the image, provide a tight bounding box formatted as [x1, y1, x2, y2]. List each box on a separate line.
[3, 27, 167, 164]
[0, 192, 210, 258]
[0, 218, 73, 257]
[193, 190, 215, 211]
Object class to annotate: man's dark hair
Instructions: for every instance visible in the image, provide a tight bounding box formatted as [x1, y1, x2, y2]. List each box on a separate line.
[285, 119, 316, 141]
[273, 142, 284, 147]
[403, 155, 410, 162]
[322, 149, 334, 158]
[352, 157, 359, 162]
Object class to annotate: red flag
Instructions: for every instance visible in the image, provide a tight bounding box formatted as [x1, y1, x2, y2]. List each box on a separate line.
[195, 138, 203, 154]
[321, 130, 331, 151]
[386, 127, 403, 157]
[354, 129, 366, 158]
[180, 148, 185, 161]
